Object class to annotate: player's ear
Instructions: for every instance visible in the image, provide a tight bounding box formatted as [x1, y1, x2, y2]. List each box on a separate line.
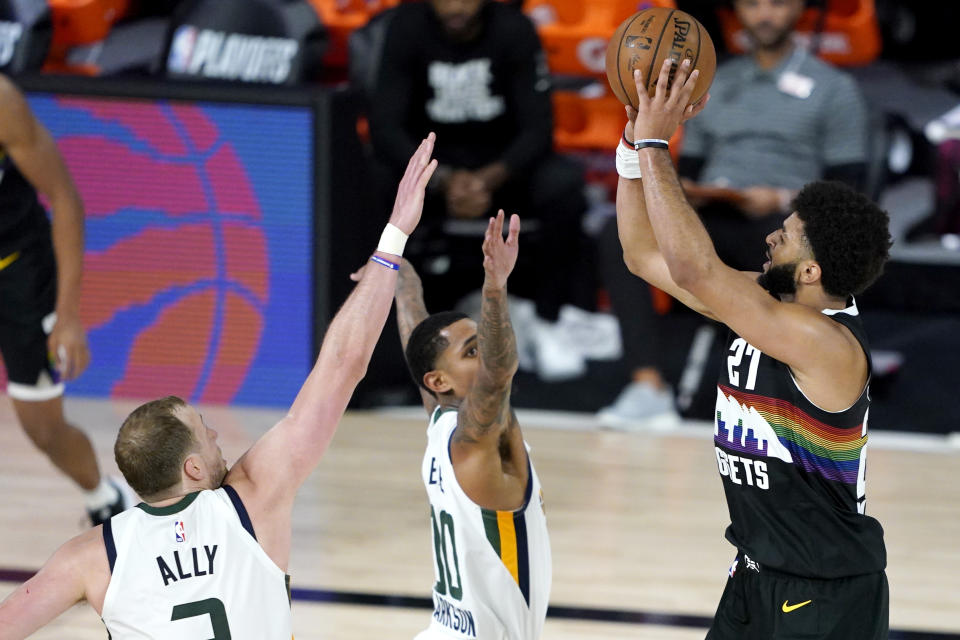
[183, 453, 204, 482]
[798, 259, 821, 286]
[424, 370, 451, 395]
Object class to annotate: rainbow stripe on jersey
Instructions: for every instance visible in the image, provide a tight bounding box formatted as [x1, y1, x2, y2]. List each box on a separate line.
[717, 384, 865, 484]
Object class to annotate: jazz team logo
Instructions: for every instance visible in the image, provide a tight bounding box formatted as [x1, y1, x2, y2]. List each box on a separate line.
[175, 520, 186, 543]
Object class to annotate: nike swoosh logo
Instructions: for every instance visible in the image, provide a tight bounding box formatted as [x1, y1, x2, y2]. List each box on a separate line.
[0, 251, 20, 271]
[782, 599, 812, 613]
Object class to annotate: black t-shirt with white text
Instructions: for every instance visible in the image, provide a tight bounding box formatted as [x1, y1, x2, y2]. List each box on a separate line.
[369, 2, 552, 177]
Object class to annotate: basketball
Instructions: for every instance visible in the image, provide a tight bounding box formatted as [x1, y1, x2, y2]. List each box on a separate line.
[605, 8, 716, 109]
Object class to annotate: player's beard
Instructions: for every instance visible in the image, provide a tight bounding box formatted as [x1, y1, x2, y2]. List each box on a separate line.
[757, 261, 799, 297]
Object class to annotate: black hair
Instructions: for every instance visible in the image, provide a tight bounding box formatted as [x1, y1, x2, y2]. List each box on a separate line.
[792, 181, 892, 298]
[405, 311, 470, 397]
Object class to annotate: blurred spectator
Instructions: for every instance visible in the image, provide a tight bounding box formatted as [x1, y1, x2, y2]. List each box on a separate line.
[367, 0, 588, 323]
[907, 104, 960, 245]
[598, 0, 869, 428]
[0, 74, 129, 524]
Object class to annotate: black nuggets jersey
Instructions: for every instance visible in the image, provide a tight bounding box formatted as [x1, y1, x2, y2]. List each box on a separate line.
[0, 148, 49, 256]
[713, 299, 886, 578]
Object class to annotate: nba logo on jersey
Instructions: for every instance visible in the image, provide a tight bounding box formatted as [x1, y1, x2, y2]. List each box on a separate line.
[174, 521, 186, 543]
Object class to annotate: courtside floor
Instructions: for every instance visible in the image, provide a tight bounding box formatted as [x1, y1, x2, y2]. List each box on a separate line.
[1, 397, 958, 639]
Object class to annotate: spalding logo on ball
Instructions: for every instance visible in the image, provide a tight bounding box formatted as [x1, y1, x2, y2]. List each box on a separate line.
[606, 8, 716, 108]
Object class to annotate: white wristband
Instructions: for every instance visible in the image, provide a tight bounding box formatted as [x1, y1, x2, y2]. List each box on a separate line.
[377, 223, 408, 256]
[615, 139, 642, 180]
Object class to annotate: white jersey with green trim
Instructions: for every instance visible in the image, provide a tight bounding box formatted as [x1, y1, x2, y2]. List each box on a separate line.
[418, 406, 552, 640]
[100, 487, 291, 639]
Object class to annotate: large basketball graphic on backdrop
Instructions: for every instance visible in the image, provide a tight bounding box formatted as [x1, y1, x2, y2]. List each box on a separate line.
[6, 95, 315, 405]
[60, 100, 268, 403]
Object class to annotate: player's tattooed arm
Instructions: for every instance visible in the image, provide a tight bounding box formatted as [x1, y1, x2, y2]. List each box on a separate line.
[459, 212, 520, 443]
[395, 259, 429, 352]
[394, 259, 439, 414]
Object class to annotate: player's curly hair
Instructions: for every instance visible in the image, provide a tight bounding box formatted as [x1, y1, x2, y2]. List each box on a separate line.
[792, 181, 892, 298]
[405, 311, 470, 397]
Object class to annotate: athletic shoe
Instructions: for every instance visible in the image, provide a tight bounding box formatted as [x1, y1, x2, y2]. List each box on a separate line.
[88, 476, 137, 527]
[597, 381, 680, 431]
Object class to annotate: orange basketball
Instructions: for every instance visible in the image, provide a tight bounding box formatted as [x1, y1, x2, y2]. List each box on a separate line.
[605, 7, 716, 109]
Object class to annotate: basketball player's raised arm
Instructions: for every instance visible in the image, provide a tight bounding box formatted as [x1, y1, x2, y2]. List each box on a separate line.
[226, 135, 437, 506]
[393, 258, 439, 414]
[615, 117, 716, 320]
[0, 75, 88, 380]
[458, 211, 521, 444]
[0, 527, 108, 640]
[632, 61, 852, 372]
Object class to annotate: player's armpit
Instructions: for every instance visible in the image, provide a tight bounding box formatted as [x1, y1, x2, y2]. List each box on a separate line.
[457, 388, 515, 446]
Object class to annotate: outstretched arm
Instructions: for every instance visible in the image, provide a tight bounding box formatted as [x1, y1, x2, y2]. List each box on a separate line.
[458, 211, 520, 443]
[394, 259, 437, 414]
[0, 76, 89, 380]
[615, 107, 715, 319]
[630, 61, 858, 376]
[225, 135, 438, 537]
[452, 212, 528, 510]
[350, 257, 435, 413]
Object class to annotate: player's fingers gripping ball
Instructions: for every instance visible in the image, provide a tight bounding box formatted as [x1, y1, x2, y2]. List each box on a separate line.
[606, 8, 716, 109]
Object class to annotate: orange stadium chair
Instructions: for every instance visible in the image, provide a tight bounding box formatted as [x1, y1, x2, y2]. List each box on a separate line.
[552, 88, 683, 156]
[308, 0, 401, 69]
[47, 0, 130, 50]
[717, 0, 881, 67]
[523, 0, 676, 76]
[552, 90, 629, 151]
[44, 0, 130, 72]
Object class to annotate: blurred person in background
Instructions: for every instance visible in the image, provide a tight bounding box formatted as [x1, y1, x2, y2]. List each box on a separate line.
[368, 0, 588, 325]
[597, 0, 869, 429]
[0, 74, 130, 525]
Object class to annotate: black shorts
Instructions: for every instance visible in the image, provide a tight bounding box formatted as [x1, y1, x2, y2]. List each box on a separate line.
[0, 237, 62, 399]
[706, 553, 889, 640]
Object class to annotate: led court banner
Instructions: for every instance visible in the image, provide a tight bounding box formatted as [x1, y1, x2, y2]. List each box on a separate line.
[3, 92, 314, 406]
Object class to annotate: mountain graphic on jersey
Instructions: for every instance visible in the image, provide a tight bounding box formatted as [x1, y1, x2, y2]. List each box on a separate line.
[717, 384, 865, 484]
[715, 387, 793, 463]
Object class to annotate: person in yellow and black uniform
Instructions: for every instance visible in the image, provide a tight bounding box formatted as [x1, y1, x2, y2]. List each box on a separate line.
[0, 75, 130, 525]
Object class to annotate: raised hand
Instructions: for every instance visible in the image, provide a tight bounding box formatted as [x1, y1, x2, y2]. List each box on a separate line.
[482, 210, 520, 290]
[631, 59, 709, 143]
[388, 132, 439, 235]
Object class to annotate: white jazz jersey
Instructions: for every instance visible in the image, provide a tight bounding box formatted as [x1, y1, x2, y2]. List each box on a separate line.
[100, 487, 291, 639]
[418, 407, 551, 640]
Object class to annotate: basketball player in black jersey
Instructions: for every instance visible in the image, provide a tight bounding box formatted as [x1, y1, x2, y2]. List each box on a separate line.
[616, 60, 891, 638]
[0, 75, 127, 525]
